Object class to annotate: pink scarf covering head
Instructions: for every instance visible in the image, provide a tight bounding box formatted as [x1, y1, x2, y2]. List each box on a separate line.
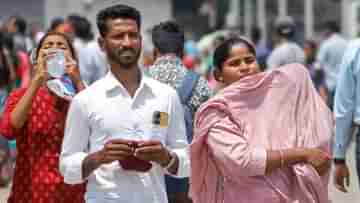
[190, 64, 333, 203]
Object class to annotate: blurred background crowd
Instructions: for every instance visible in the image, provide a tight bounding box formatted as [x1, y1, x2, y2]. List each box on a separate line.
[0, 0, 360, 202]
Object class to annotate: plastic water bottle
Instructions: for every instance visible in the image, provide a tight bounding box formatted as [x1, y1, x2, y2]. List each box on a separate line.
[46, 49, 65, 78]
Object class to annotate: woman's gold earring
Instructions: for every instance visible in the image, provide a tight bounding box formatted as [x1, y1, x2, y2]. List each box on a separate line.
[219, 77, 224, 82]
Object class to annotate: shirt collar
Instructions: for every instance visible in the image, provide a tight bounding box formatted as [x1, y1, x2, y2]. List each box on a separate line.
[104, 69, 153, 94]
[153, 54, 182, 66]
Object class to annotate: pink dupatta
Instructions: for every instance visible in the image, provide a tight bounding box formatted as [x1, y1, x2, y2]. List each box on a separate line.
[190, 64, 333, 203]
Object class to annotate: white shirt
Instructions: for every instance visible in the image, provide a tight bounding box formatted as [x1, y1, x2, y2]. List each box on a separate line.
[60, 71, 190, 203]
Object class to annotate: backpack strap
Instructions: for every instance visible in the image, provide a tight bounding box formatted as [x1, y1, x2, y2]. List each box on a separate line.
[178, 71, 200, 104]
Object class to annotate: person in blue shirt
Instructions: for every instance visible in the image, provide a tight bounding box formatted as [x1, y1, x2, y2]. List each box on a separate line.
[316, 21, 347, 109]
[333, 39, 360, 193]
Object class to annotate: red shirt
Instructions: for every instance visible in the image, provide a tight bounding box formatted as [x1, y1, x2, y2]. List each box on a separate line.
[0, 87, 85, 203]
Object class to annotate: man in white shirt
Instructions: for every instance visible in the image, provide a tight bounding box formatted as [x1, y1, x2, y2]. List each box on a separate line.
[59, 4, 190, 203]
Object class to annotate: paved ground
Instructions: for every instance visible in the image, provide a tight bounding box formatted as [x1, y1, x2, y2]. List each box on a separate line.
[0, 144, 359, 203]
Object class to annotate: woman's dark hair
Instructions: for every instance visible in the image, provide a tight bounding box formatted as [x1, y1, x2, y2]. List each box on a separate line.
[213, 37, 256, 71]
[97, 4, 141, 37]
[0, 32, 11, 87]
[152, 21, 184, 57]
[35, 32, 78, 62]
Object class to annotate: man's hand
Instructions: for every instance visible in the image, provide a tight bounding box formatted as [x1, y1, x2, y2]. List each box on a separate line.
[334, 163, 350, 193]
[82, 139, 134, 179]
[99, 139, 135, 164]
[134, 140, 171, 167]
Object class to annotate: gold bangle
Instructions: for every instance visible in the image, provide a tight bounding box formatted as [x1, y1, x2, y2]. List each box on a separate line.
[279, 150, 285, 168]
[164, 151, 177, 171]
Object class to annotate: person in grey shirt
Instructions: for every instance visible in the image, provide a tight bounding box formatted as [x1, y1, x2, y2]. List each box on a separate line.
[267, 17, 305, 70]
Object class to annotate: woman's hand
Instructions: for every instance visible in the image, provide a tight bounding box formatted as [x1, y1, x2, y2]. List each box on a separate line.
[32, 50, 50, 88]
[64, 55, 82, 85]
[64, 54, 85, 92]
[305, 148, 331, 176]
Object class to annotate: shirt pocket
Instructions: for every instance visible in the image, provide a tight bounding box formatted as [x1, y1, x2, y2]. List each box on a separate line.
[141, 124, 168, 145]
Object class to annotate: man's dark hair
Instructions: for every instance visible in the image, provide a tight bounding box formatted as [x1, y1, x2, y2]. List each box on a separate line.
[49, 17, 65, 32]
[11, 16, 27, 35]
[68, 14, 94, 42]
[96, 4, 141, 37]
[151, 21, 184, 57]
[275, 17, 296, 39]
[251, 26, 261, 44]
[323, 21, 340, 33]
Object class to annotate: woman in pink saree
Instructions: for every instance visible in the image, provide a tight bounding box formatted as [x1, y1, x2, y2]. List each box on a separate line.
[190, 37, 333, 203]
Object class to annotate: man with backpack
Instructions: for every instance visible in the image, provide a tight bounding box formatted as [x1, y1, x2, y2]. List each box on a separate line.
[147, 21, 213, 203]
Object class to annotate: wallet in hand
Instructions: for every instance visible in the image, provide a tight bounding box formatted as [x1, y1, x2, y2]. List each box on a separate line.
[118, 141, 152, 172]
[118, 155, 152, 172]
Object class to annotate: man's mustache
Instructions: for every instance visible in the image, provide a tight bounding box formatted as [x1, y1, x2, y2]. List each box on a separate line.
[118, 48, 136, 55]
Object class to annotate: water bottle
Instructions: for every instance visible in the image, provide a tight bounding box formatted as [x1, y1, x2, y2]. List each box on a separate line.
[46, 49, 65, 78]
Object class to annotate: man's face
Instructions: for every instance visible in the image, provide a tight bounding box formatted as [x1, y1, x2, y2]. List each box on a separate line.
[100, 18, 142, 69]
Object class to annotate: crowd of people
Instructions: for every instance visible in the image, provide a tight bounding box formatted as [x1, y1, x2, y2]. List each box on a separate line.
[0, 3, 357, 203]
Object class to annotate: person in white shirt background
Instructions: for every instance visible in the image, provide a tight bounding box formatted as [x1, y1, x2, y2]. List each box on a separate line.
[59, 4, 190, 203]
